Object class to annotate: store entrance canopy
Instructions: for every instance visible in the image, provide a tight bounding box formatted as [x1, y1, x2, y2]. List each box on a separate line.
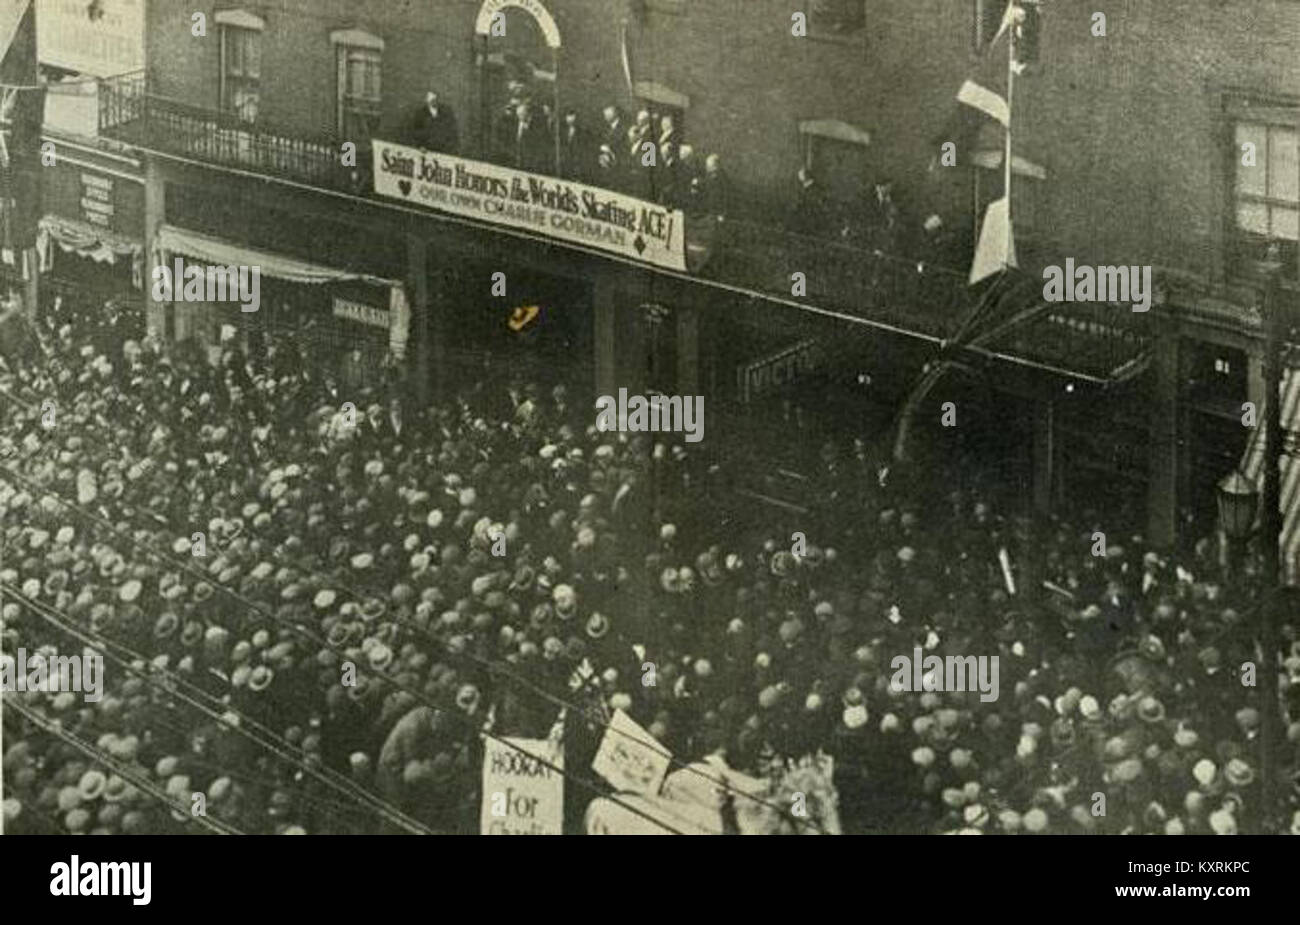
[153, 225, 399, 288]
[152, 224, 410, 357]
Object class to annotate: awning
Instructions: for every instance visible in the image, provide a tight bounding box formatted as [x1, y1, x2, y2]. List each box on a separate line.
[1239, 367, 1300, 585]
[154, 224, 397, 287]
[152, 224, 410, 359]
[37, 215, 144, 286]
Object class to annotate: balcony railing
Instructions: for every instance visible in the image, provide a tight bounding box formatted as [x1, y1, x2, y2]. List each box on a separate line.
[99, 79, 359, 193]
[97, 78, 1153, 382]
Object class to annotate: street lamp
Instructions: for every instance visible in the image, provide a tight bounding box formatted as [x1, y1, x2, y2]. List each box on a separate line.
[1217, 469, 1259, 576]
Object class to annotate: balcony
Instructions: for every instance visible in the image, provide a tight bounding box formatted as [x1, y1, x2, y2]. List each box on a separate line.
[99, 72, 361, 194]
[97, 75, 1152, 384]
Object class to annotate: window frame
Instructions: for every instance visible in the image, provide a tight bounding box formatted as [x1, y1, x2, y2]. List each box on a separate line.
[973, 0, 1006, 54]
[219, 24, 262, 124]
[335, 44, 383, 141]
[1224, 93, 1300, 283]
[807, 0, 867, 44]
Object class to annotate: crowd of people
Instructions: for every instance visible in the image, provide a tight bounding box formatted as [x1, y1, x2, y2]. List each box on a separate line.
[3, 288, 1300, 836]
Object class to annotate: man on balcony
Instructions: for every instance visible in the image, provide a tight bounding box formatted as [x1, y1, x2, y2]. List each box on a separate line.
[406, 91, 459, 154]
[559, 109, 590, 182]
[512, 102, 551, 174]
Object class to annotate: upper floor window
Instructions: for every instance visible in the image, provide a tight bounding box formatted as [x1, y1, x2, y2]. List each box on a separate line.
[1235, 119, 1298, 278]
[810, 0, 865, 38]
[216, 10, 264, 124]
[331, 30, 384, 142]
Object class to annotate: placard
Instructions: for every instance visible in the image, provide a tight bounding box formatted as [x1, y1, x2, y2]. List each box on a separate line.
[591, 709, 672, 796]
[480, 737, 563, 835]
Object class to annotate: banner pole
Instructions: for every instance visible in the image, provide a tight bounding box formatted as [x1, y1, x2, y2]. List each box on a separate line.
[1004, 2, 1015, 260]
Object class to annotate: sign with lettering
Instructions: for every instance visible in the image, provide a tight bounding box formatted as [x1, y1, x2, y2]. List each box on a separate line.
[473, 0, 561, 48]
[332, 297, 389, 329]
[79, 172, 114, 227]
[738, 339, 825, 403]
[37, 0, 145, 77]
[590, 708, 672, 796]
[480, 737, 563, 835]
[44, 161, 142, 237]
[373, 139, 687, 272]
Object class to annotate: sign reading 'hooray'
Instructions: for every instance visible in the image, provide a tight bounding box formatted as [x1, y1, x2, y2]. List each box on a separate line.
[480, 737, 564, 835]
[373, 139, 687, 272]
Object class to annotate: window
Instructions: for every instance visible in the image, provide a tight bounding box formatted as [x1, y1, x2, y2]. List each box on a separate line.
[1234, 120, 1298, 277]
[810, 0, 865, 38]
[799, 120, 872, 210]
[336, 43, 382, 141]
[220, 25, 261, 123]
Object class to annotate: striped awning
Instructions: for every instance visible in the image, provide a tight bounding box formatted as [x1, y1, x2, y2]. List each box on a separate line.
[1239, 368, 1300, 586]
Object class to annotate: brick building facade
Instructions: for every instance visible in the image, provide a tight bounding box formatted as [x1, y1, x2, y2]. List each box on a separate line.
[79, 0, 1300, 557]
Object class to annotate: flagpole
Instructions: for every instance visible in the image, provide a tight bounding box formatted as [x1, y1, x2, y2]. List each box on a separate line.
[1004, 1, 1016, 264]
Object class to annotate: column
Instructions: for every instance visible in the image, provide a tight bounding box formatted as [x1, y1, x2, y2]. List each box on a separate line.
[1146, 329, 1181, 548]
[142, 156, 167, 341]
[675, 303, 699, 396]
[407, 235, 431, 403]
[593, 276, 618, 400]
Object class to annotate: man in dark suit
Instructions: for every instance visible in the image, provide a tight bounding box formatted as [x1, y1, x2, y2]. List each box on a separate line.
[406, 91, 459, 154]
[559, 109, 590, 182]
[512, 102, 552, 173]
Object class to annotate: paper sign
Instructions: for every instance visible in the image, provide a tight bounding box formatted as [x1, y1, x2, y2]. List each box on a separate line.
[480, 737, 563, 835]
[591, 709, 672, 796]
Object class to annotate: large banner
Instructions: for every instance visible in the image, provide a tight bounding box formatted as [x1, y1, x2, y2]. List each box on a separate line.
[373, 139, 687, 272]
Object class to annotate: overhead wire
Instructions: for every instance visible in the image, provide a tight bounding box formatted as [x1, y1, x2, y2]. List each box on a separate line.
[1, 581, 438, 834]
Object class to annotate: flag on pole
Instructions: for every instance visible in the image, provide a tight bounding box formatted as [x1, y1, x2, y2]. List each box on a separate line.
[957, 79, 1009, 128]
[969, 196, 1016, 284]
[0, 0, 42, 254]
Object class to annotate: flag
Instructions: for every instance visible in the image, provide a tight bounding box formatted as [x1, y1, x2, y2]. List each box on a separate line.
[619, 19, 635, 97]
[969, 196, 1016, 284]
[970, 148, 1047, 180]
[957, 79, 1009, 128]
[0, 0, 42, 253]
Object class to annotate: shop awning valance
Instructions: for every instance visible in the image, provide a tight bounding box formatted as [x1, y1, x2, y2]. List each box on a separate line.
[154, 224, 400, 288]
[37, 215, 145, 286]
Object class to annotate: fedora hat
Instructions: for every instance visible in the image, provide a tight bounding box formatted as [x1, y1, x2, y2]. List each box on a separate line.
[585, 612, 610, 639]
[181, 621, 205, 648]
[153, 612, 180, 640]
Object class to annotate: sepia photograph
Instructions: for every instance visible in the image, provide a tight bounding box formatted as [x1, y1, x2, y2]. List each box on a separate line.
[0, 0, 1297, 891]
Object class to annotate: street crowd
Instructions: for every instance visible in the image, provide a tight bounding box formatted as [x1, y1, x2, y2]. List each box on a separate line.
[3, 289, 1300, 835]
